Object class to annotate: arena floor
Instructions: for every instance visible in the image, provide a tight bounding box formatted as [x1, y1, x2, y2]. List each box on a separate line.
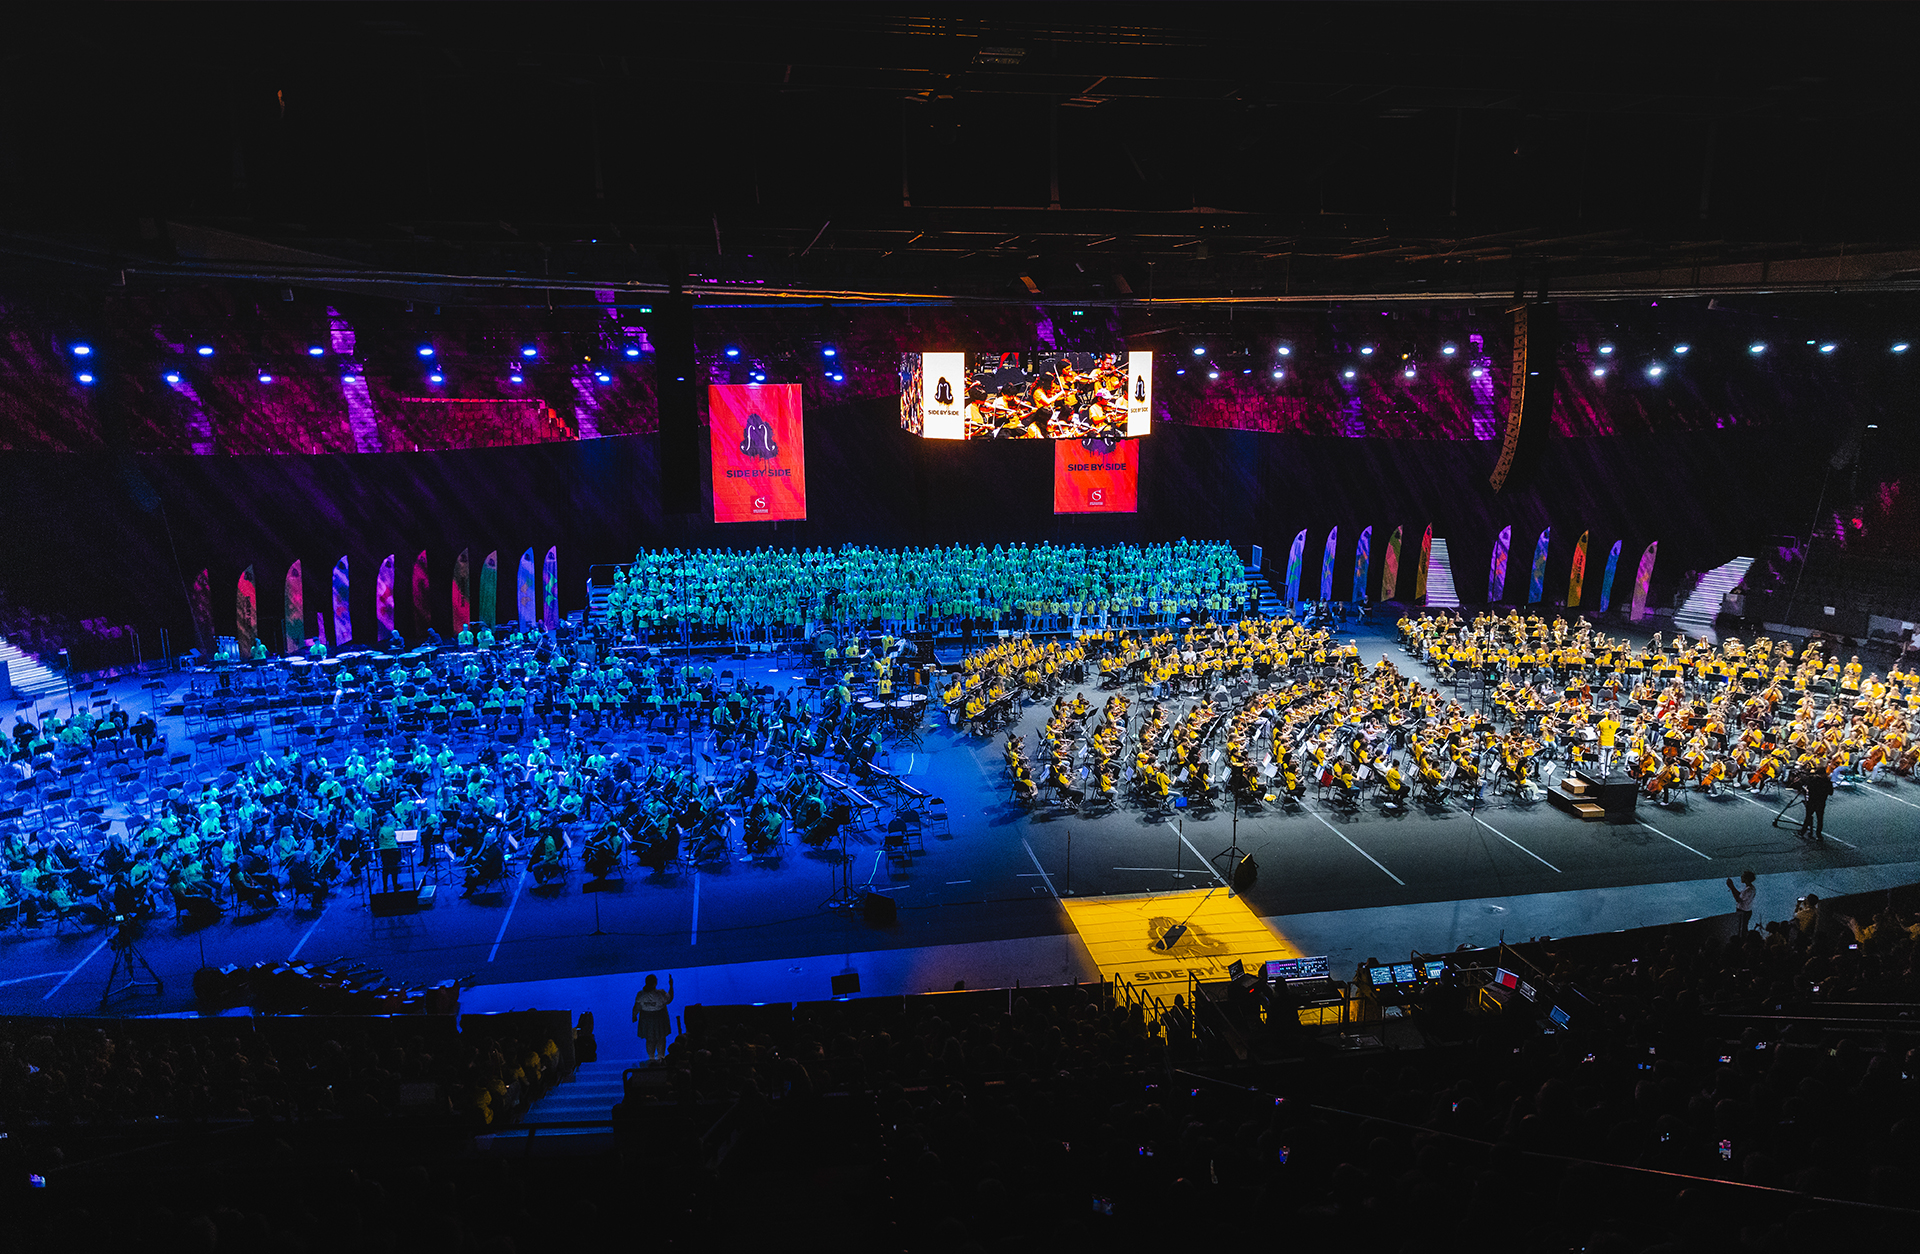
[6, 620, 1917, 1023]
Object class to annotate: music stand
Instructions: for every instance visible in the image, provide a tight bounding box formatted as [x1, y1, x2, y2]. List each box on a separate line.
[1213, 789, 1249, 889]
[101, 918, 162, 1004]
[821, 810, 864, 910]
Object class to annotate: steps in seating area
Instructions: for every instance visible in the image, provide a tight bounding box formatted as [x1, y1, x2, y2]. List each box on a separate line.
[1425, 538, 1461, 608]
[0, 636, 66, 701]
[1548, 768, 1636, 821]
[1244, 566, 1279, 616]
[586, 580, 613, 626]
[1674, 556, 1754, 645]
[524, 1058, 629, 1135]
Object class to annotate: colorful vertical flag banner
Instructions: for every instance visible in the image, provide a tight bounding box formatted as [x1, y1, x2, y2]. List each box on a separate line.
[1629, 542, 1659, 622]
[710, 383, 807, 522]
[480, 551, 499, 625]
[411, 551, 431, 637]
[236, 566, 257, 656]
[1352, 527, 1373, 604]
[452, 548, 471, 630]
[330, 556, 351, 647]
[1598, 540, 1623, 612]
[191, 568, 213, 657]
[1053, 438, 1140, 513]
[517, 549, 536, 626]
[1528, 528, 1551, 604]
[283, 560, 304, 655]
[1380, 526, 1402, 602]
[1285, 530, 1306, 602]
[1567, 531, 1590, 608]
[543, 546, 559, 630]
[1489, 526, 1512, 603]
[376, 554, 396, 640]
[1415, 526, 1431, 602]
[1319, 527, 1339, 602]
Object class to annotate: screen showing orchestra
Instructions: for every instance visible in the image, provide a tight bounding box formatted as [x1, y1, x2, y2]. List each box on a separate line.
[900, 349, 1153, 440]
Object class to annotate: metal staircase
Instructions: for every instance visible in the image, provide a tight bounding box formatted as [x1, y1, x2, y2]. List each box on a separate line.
[0, 636, 66, 702]
[1244, 564, 1279, 616]
[1425, 538, 1461, 609]
[522, 1058, 629, 1137]
[1674, 556, 1753, 644]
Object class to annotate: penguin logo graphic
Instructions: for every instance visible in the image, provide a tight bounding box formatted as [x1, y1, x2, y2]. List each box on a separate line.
[1133, 374, 1147, 403]
[739, 411, 778, 460]
[934, 376, 954, 406]
[1082, 436, 1118, 456]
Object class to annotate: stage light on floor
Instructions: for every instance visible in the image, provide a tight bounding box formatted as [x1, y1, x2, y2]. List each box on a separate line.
[71, 343, 92, 357]
[831, 371, 844, 382]
[1360, 345, 1374, 356]
[1598, 344, 1614, 356]
[196, 345, 214, 356]
[1277, 345, 1291, 356]
[341, 373, 358, 383]
[509, 372, 523, 384]
[1592, 367, 1606, 378]
[725, 346, 741, 358]
[258, 372, 273, 384]
[1207, 369, 1219, 379]
[1470, 366, 1485, 378]
[1647, 364, 1665, 378]
[1819, 343, 1836, 354]
[76, 371, 94, 384]
[595, 371, 612, 383]
[1442, 344, 1456, 356]
[1673, 343, 1690, 354]
[307, 346, 325, 357]
[418, 345, 435, 357]
[1749, 342, 1766, 355]
[1895, 342, 1911, 353]
[1343, 368, 1356, 379]
[1241, 367, 1252, 375]
[1403, 367, 1415, 378]
[624, 347, 640, 357]
[428, 371, 444, 384]
[521, 346, 538, 358]
[164, 371, 180, 384]
[1192, 345, 1206, 356]
[1175, 368, 1186, 376]
[823, 346, 837, 357]
[1271, 369, 1284, 379]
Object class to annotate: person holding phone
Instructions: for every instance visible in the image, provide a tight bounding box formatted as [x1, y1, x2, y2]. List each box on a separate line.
[1727, 870, 1757, 931]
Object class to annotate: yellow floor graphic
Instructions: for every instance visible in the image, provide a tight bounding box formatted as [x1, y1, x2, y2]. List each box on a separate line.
[1061, 888, 1300, 993]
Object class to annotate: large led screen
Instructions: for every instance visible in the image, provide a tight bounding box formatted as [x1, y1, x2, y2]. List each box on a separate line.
[710, 383, 806, 522]
[901, 350, 1152, 440]
[1053, 437, 1140, 514]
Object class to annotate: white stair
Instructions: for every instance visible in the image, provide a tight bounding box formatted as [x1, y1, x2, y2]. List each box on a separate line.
[1425, 538, 1461, 608]
[523, 1058, 629, 1135]
[0, 636, 66, 702]
[1674, 556, 1753, 644]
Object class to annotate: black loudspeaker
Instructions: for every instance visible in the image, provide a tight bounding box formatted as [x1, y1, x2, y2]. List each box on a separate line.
[1232, 854, 1259, 891]
[861, 891, 897, 924]
[831, 971, 861, 996]
[370, 889, 420, 916]
[655, 279, 700, 515]
[1490, 302, 1558, 493]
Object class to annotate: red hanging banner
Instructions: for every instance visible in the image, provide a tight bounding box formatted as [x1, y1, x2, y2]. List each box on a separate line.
[710, 383, 807, 522]
[1053, 438, 1139, 514]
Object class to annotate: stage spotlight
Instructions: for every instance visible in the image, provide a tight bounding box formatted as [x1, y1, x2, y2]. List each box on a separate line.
[508, 373, 523, 384]
[307, 346, 325, 357]
[1403, 367, 1415, 378]
[521, 346, 538, 358]
[1343, 368, 1356, 379]
[70, 343, 92, 357]
[1277, 345, 1291, 356]
[1207, 369, 1219, 380]
[1175, 368, 1186, 376]
[1592, 367, 1607, 378]
[1673, 344, 1690, 355]
[341, 373, 358, 383]
[1359, 346, 1374, 356]
[1241, 368, 1252, 375]
[1895, 343, 1911, 353]
[1272, 369, 1284, 379]
[1819, 343, 1836, 354]
[823, 346, 838, 357]
[624, 347, 640, 358]
[1647, 364, 1665, 378]
[1441, 344, 1456, 356]
[1192, 345, 1207, 356]
[725, 346, 741, 358]
[258, 372, 273, 384]
[196, 345, 214, 356]
[1470, 367, 1485, 378]
[832, 371, 845, 382]
[164, 371, 180, 384]
[418, 345, 435, 357]
[1598, 344, 1614, 356]
[595, 371, 612, 383]
[428, 371, 444, 384]
[76, 372, 94, 384]
[1748, 342, 1766, 355]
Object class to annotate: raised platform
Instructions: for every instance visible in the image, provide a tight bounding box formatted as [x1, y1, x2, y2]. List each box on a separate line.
[1548, 768, 1637, 822]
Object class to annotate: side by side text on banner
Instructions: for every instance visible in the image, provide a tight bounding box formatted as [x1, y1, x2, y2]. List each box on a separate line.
[710, 383, 808, 522]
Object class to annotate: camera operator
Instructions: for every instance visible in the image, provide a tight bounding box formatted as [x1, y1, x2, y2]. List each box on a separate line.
[1786, 763, 1833, 844]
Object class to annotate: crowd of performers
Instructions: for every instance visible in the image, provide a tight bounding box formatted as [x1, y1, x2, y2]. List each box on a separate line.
[969, 608, 1920, 822]
[602, 541, 1248, 637]
[0, 628, 917, 932]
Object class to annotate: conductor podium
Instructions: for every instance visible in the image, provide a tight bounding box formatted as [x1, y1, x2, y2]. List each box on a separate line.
[1548, 769, 1636, 822]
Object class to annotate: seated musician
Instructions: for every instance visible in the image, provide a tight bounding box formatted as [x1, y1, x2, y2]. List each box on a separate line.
[745, 794, 783, 854]
[584, 819, 625, 880]
[463, 827, 507, 894]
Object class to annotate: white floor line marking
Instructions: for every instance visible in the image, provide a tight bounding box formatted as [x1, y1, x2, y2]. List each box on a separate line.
[1855, 785, 1920, 813]
[488, 867, 530, 962]
[689, 870, 701, 947]
[45, 937, 110, 1000]
[1114, 867, 1196, 872]
[1162, 820, 1231, 887]
[1021, 838, 1060, 899]
[1731, 791, 1857, 849]
[1300, 804, 1406, 885]
[1465, 812, 1564, 873]
[1635, 819, 1713, 860]
[0, 970, 65, 988]
[945, 880, 972, 885]
[288, 901, 329, 960]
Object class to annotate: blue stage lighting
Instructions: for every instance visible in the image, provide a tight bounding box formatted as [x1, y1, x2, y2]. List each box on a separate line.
[1359, 346, 1374, 356]
[1174, 368, 1186, 376]
[341, 373, 358, 384]
[1895, 343, 1911, 354]
[823, 346, 837, 357]
[258, 373, 273, 384]
[196, 345, 214, 356]
[521, 346, 538, 358]
[1272, 369, 1284, 379]
[419, 346, 435, 357]
[1403, 367, 1415, 379]
[164, 371, 181, 384]
[1207, 369, 1219, 380]
[1592, 367, 1607, 378]
[1646, 364, 1665, 378]
[509, 373, 523, 384]
[1470, 367, 1485, 378]
[1441, 344, 1456, 356]
[71, 343, 92, 357]
[1819, 343, 1836, 354]
[76, 372, 94, 384]
[1277, 345, 1291, 356]
[624, 347, 640, 358]
[1673, 343, 1690, 355]
[428, 371, 444, 384]
[307, 346, 325, 357]
[832, 371, 844, 382]
[595, 371, 612, 383]
[725, 346, 741, 358]
[1598, 344, 1614, 356]
[1748, 342, 1766, 355]
[1343, 368, 1356, 379]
